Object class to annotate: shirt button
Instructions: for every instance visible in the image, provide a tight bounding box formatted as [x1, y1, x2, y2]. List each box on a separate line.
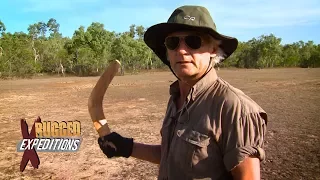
[177, 130, 182, 137]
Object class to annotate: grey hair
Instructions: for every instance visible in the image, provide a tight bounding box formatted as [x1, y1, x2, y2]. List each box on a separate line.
[211, 47, 226, 65]
[208, 37, 226, 66]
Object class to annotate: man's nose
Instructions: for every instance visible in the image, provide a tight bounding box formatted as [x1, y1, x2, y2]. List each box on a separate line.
[176, 39, 189, 54]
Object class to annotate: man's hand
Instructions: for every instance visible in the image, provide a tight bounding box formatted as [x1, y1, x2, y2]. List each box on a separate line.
[98, 132, 134, 158]
[231, 156, 261, 180]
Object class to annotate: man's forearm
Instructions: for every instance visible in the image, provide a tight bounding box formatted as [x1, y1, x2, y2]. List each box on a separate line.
[131, 142, 161, 164]
[231, 156, 261, 180]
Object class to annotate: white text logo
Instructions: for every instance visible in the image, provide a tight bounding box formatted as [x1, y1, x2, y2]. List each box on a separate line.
[184, 15, 195, 21]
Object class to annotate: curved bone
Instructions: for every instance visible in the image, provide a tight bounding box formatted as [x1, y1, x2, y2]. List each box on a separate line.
[88, 60, 121, 137]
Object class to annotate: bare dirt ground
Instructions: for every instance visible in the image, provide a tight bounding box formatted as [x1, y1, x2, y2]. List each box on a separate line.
[0, 68, 319, 180]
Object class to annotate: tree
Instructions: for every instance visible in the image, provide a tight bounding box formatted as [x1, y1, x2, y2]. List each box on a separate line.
[47, 18, 60, 35]
[42, 19, 67, 75]
[129, 24, 135, 38]
[135, 25, 145, 40]
[309, 44, 320, 67]
[0, 20, 6, 33]
[256, 34, 282, 68]
[0, 20, 6, 58]
[64, 23, 116, 76]
[282, 43, 300, 67]
[0, 32, 35, 78]
[1, 19, 319, 79]
[299, 41, 316, 68]
[28, 23, 42, 63]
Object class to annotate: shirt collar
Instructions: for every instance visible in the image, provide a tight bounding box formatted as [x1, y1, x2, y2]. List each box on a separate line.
[169, 67, 218, 101]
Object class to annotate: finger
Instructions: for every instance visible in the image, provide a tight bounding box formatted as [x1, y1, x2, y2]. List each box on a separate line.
[101, 132, 119, 141]
[98, 137, 117, 151]
[102, 145, 117, 158]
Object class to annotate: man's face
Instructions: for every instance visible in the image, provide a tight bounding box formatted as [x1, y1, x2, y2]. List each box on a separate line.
[165, 31, 216, 82]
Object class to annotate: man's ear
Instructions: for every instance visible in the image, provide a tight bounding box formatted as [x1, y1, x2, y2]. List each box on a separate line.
[210, 46, 218, 56]
[210, 47, 217, 58]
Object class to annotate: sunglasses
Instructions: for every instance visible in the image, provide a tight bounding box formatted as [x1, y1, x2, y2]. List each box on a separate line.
[164, 35, 203, 50]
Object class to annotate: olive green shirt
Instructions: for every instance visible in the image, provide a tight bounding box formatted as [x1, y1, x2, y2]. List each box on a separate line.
[158, 68, 268, 180]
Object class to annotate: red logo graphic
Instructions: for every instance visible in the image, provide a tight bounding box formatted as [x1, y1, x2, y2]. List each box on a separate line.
[20, 117, 41, 172]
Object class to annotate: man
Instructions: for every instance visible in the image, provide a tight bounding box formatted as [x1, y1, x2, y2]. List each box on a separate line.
[97, 5, 268, 180]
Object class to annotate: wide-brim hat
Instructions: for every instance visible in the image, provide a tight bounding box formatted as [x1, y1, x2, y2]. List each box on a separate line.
[144, 5, 238, 67]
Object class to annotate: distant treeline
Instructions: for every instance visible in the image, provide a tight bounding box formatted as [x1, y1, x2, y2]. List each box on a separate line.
[0, 18, 319, 78]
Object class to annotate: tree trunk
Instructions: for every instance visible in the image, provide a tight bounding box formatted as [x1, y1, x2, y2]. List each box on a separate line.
[60, 63, 65, 77]
[32, 41, 39, 63]
[59, 59, 65, 77]
[120, 64, 124, 76]
[9, 60, 12, 77]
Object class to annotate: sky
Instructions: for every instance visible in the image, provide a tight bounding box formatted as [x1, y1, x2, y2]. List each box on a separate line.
[0, 0, 319, 45]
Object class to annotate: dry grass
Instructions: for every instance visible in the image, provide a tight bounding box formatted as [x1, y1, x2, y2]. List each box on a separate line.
[0, 68, 319, 180]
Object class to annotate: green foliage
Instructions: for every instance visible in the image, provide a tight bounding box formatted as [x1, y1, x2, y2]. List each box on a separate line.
[0, 20, 6, 33]
[0, 19, 319, 78]
[225, 34, 320, 69]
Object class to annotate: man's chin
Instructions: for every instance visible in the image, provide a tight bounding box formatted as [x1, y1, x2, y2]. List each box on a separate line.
[176, 70, 195, 77]
[176, 71, 199, 80]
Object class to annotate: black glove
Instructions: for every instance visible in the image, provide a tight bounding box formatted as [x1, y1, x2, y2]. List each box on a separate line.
[98, 132, 134, 158]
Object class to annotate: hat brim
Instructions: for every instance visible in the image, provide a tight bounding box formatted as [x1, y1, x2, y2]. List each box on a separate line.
[144, 23, 238, 67]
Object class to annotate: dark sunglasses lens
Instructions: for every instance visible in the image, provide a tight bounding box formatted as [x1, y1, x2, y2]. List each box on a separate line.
[185, 36, 202, 49]
[165, 37, 180, 50]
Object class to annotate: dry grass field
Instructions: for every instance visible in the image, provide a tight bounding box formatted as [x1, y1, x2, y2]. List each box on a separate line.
[0, 68, 319, 180]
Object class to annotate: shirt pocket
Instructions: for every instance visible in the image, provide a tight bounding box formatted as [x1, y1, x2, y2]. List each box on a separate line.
[172, 129, 211, 176]
[181, 130, 211, 166]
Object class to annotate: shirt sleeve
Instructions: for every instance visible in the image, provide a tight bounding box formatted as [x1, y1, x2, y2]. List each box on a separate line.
[221, 110, 267, 171]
